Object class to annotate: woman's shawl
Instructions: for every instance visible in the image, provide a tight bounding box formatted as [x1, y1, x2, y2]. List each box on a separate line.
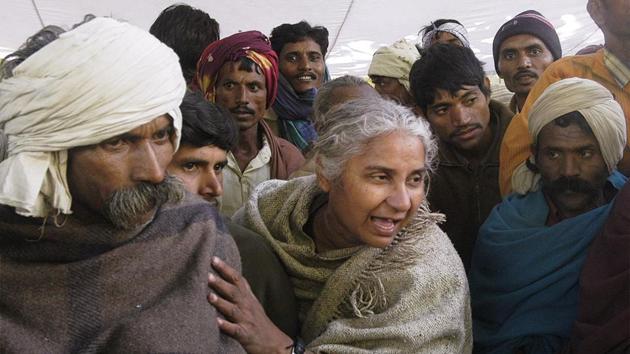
[234, 175, 472, 353]
[470, 171, 627, 354]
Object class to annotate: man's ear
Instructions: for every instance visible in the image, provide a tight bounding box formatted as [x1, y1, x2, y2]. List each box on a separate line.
[587, 0, 605, 29]
[484, 76, 492, 93]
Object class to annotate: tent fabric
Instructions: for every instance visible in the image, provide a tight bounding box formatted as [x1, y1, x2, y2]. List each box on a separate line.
[0, 1, 603, 77]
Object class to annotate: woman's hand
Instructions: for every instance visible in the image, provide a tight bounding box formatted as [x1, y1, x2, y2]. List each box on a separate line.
[208, 256, 294, 354]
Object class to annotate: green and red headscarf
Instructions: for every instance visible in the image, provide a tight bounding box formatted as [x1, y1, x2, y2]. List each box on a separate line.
[193, 30, 279, 109]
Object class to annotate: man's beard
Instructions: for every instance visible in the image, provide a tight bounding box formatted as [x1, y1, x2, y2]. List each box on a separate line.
[102, 175, 185, 230]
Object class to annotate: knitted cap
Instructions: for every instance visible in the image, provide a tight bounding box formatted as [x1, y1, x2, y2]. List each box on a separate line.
[492, 10, 561, 74]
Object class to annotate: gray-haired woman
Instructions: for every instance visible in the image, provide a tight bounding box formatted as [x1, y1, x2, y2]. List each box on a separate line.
[208, 98, 472, 353]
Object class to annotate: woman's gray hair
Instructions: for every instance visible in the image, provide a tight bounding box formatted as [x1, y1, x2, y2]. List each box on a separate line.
[314, 97, 437, 182]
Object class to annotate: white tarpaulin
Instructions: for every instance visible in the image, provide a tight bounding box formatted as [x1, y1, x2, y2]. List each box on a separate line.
[1, 0, 604, 76]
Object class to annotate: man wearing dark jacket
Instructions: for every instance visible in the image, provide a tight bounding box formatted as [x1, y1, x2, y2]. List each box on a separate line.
[410, 44, 513, 271]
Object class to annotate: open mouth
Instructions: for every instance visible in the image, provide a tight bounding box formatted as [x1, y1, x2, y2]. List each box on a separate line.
[296, 74, 316, 82]
[370, 216, 402, 236]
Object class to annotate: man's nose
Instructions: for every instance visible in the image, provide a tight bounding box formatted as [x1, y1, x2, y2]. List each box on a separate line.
[200, 171, 223, 199]
[131, 141, 165, 184]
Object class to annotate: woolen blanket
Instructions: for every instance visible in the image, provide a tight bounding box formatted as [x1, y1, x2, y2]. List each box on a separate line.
[0, 193, 244, 353]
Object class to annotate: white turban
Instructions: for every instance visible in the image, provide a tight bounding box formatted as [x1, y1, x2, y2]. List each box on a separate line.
[421, 21, 470, 48]
[368, 39, 420, 91]
[511, 77, 627, 194]
[0, 17, 186, 217]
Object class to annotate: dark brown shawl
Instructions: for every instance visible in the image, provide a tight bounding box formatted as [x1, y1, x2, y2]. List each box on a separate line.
[564, 181, 630, 354]
[0, 193, 244, 353]
[261, 119, 305, 180]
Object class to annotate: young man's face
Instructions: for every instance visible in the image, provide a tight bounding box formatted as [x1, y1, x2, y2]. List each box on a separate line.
[498, 34, 554, 96]
[168, 144, 228, 207]
[278, 38, 325, 93]
[425, 85, 492, 155]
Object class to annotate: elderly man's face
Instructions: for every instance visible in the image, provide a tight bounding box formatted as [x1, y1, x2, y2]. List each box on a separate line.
[425, 85, 492, 156]
[318, 131, 426, 249]
[214, 61, 267, 132]
[535, 118, 609, 220]
[498, 34, 554, 96]
[68, 115, 180, 229]
[370, 75, 415, 107]
[279, 38, 325, 93]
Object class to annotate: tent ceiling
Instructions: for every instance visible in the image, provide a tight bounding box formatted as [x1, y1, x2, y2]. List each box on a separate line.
[1, 0, 604, 76]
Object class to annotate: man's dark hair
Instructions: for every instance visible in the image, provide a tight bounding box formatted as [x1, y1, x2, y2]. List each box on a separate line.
[179, 91, 238, 151]
[150, 4, 220, 83]
[270, 21, 329, 57]
[410, 44, 490, 113]
[1, 25, 65, 80]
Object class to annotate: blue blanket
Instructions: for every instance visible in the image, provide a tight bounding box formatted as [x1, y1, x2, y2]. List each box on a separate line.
[470, 171, 627, 354]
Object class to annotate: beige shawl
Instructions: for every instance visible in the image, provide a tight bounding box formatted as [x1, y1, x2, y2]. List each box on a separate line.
[234, 176, 472, 353]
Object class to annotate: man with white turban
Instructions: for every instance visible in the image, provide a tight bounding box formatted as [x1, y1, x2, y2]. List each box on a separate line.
[469, 78, 628, 354]
[419, 18, 470, 49]
[368, 39, 419, 108]
[0, 17, 243, 353]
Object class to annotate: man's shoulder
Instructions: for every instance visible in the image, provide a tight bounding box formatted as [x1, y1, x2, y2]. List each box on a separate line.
[543, 51, 603, 78]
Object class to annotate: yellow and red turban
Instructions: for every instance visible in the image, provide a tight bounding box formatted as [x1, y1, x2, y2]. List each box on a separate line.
[193, 30, 279, 109]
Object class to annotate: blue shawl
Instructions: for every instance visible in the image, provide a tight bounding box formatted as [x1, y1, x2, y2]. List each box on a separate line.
[272, 68, 330, 152]
[470, 171, 627, 354]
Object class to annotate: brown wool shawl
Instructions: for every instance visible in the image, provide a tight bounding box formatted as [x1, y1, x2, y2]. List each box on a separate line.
[0, 193, 244, 353]
[234, 176, 473, 353]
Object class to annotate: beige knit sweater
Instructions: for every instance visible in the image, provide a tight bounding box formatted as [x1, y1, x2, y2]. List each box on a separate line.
[234, 176, 472, 353]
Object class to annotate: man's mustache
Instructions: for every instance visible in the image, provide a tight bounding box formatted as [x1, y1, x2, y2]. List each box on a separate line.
[230, 106, 255, 115]
[546, 176, 597, 196]
[513, 69, 538, 81]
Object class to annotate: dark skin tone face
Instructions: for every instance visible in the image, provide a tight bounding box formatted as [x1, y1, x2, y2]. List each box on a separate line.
[498, 34, 554, 110]
[278, 38, 325, 93]
[67, 115, 175, 219]
[534, 121, 609, 220]
[425, 84, 493, 162]
[370, 75, 415, 107]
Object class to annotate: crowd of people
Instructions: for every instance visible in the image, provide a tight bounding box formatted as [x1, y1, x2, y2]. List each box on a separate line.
[0, 0, 628, 353]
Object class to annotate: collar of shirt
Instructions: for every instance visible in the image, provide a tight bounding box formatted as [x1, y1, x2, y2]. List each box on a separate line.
[227, 135, 272, 175]
[603, 49, 630, 88]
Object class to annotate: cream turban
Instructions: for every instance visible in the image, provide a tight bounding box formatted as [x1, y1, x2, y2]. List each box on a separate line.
[511, 77, 627, 194]
[0, 17, 186, 217]
[368, 39, 420, 91]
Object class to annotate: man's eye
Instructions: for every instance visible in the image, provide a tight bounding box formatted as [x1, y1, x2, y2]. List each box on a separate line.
[434, 108, 448, 115]
[183, 162, 198, 172]
[547, 150, 560, 159]
[286, 54, 297, 62]
[103, 138, 124, 149]
[408, 173, 424, 186]
[224, 82, 235, 89]
[503, 52, 515, 60]
[465, 97, 477, 106]
[530, 48, 543, 56]
[214, 162, 226, 172]
[309, 54, 322, 62]
[580, 150, 593, 158]
[154, 129, 171, 142]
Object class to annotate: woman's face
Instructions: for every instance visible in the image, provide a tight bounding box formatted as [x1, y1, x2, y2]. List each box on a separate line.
[319, 131, 427, 249]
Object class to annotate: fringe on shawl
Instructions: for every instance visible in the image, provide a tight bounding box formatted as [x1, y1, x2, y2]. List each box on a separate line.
[340, 203, 445, 318]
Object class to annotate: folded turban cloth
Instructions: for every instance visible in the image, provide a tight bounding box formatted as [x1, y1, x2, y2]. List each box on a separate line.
[368, 39, 420, 91]
[421, 21, 470, 49]
[0, 17, 186, 217]
[511, 78, 627, 194]
[193, 31, 279, 109]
